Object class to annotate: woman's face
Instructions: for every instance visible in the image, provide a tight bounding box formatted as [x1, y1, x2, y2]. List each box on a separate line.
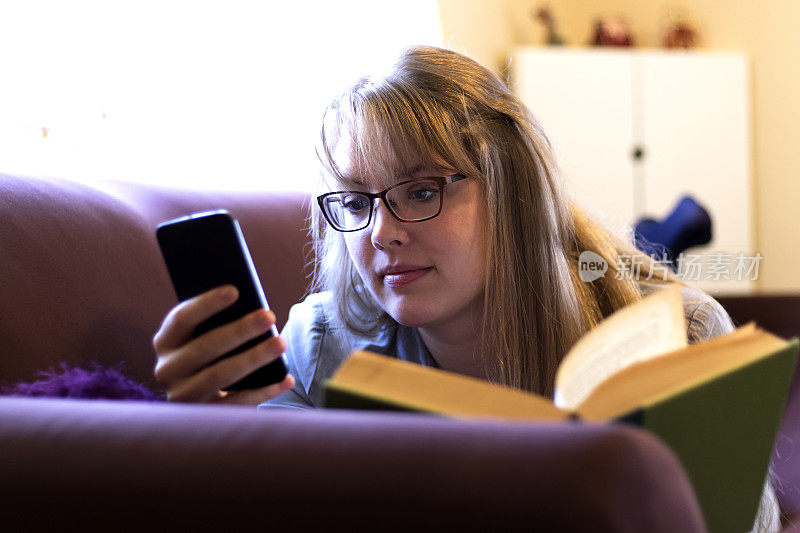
[334, 141, 487, 332]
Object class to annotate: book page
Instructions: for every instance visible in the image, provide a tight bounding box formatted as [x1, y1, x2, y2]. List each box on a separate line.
[554, 285, 686, 410]
[575, 324, 774, 421]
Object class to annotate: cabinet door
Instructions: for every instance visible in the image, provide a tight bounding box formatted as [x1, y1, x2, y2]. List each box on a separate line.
[638, 52, 753, 293]
[512, 49, 636, 239]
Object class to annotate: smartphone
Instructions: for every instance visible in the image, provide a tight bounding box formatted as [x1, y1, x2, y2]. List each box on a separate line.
[156, 210, 287, 391]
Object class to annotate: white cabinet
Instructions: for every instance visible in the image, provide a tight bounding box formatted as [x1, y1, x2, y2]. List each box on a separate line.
[511, 48, 754, 294]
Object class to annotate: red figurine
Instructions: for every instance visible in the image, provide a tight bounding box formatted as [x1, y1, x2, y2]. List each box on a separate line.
[663, 8, 699, 49]
[591, 16, 634, 47]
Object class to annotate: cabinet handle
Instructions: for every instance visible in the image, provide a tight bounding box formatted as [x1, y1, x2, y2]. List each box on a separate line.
[632, 146, 645, 161]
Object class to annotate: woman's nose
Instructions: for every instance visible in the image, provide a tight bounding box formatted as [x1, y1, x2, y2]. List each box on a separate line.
[370, 199, 408, 250]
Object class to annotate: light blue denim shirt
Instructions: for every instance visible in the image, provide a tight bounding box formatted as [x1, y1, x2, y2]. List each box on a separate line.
[258, 282, 735, 411]
[259, 291, 438, 410]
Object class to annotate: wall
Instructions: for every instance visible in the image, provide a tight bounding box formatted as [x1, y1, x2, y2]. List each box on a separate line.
[437, 0, 800, 292]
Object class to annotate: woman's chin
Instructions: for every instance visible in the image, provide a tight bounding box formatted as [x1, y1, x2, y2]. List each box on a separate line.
[383, 303, 440, 329]
[374, 289, 483, 331]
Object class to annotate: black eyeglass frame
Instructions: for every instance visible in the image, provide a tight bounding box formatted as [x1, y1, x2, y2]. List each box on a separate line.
[317, 173, 469, 232]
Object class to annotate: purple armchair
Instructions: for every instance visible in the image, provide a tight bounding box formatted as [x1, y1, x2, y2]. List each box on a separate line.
[0, 172, 790, 530]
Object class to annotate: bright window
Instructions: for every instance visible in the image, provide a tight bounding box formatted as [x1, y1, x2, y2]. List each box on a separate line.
[0, 1, 443, 191]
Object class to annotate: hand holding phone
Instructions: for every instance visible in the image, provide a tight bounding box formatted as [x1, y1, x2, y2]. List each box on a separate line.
[154, 210, 291, 400]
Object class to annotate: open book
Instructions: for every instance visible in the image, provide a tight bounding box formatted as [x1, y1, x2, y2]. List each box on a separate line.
[323, 286, 799, 533]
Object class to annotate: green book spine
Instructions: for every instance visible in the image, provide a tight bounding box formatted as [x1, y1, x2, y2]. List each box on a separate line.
[617, 339, 799, 533]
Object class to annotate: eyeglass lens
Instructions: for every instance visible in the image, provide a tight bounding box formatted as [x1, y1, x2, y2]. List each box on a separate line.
[323, 179, 442, 231]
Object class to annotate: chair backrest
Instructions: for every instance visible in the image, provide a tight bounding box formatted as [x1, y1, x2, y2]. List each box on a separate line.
[0, 174, 311, 388]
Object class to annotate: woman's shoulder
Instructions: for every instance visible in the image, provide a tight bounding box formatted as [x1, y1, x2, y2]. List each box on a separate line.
[279, 291, 341, 377]
[283, 291, 335, 326]
[281, 291, 388, 341]
[637, 281, 736, 343]
[268, 291, 397, 408]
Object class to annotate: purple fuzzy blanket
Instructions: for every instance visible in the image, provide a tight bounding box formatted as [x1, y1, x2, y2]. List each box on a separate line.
[1, 362, 165, 401]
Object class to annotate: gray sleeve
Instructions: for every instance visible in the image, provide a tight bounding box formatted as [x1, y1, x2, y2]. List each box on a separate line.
[640, 281, 737, 344]
[686, 294, 736, 344]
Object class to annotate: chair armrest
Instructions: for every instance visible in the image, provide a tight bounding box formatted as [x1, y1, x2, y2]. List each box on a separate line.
[0, 397, 704, 531]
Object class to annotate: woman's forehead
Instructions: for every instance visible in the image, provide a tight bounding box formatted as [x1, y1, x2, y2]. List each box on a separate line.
[331, 137, 444, 188]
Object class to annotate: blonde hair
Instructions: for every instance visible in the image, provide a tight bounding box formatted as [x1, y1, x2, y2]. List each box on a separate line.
[312, 45, 676, 396]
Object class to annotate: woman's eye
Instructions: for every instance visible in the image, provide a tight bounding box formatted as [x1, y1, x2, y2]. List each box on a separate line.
[343, 196, 368, 211]
[409, 187, 438, 202]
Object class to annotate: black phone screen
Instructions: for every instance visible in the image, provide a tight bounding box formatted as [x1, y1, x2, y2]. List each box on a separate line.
[156, 210, 287, 390]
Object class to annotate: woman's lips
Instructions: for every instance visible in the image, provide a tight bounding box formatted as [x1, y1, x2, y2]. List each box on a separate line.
[383, 267, 433, 287]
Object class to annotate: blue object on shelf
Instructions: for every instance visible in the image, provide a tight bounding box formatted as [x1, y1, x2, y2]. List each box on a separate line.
[633, 196, 712, 267]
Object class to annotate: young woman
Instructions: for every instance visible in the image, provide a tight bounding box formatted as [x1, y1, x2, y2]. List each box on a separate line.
[152, 46, 777, 530]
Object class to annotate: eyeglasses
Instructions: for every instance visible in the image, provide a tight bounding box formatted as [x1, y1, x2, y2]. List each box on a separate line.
[317, 174, 468, 232]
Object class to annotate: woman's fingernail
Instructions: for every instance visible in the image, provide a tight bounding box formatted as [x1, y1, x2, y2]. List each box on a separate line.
[254, 310, 270, 329]
[221, 285, 238, 302]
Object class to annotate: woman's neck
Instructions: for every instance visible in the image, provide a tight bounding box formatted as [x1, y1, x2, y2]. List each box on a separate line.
[417, 322, 487, 380]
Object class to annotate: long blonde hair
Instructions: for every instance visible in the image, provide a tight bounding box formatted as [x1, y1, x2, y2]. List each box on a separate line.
[312, 46, 675, 396]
